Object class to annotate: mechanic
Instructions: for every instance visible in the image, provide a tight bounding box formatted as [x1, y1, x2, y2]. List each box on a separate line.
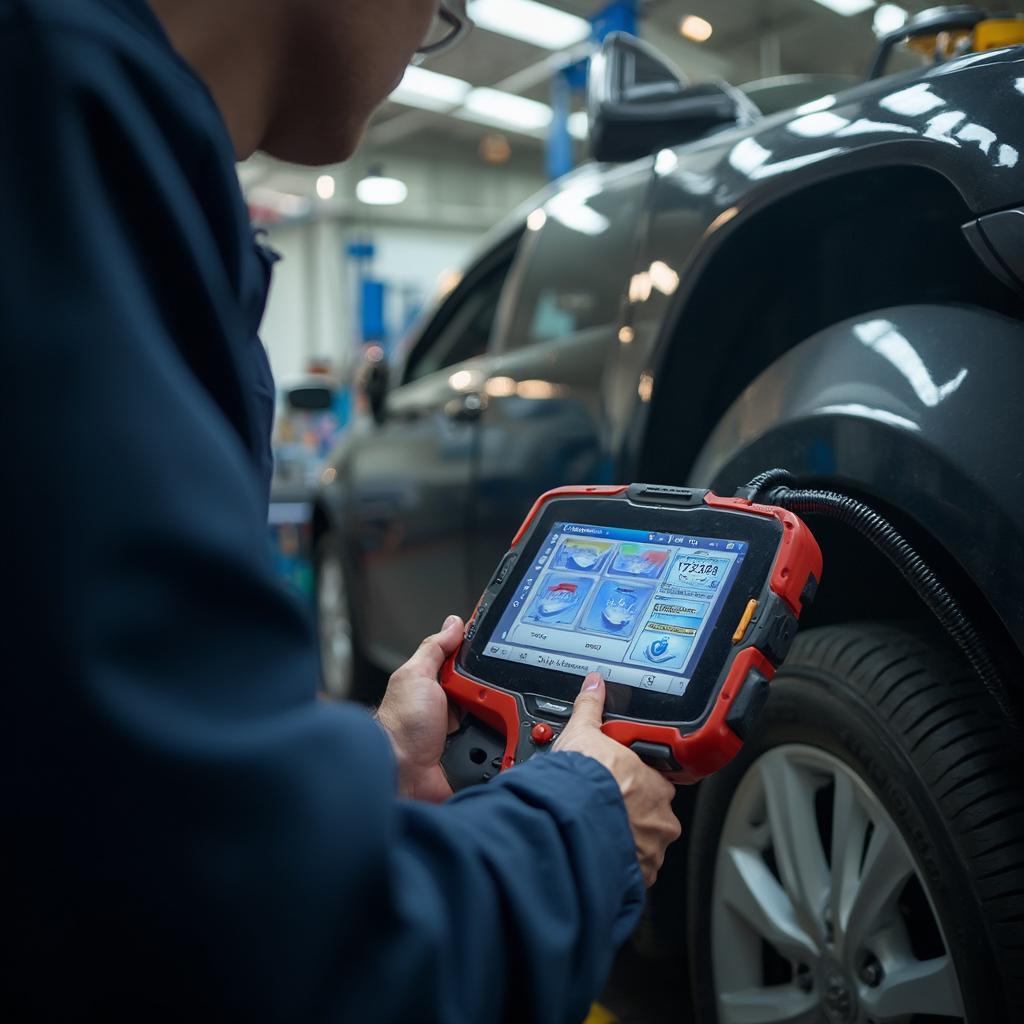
[5, 1, 681, 1020]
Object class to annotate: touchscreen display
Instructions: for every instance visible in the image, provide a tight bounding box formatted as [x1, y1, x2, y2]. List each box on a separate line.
[484, 521, 748, 696]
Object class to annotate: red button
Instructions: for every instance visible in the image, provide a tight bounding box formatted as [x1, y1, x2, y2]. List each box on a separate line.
[531, 722, 554, 745]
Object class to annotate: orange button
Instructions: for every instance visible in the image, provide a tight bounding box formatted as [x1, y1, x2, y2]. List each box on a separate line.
[531, 722, 554, 745]
[732, 599, 758, 644]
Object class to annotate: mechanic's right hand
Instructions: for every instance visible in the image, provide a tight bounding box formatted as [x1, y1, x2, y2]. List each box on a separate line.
[553, 673, 681, 887]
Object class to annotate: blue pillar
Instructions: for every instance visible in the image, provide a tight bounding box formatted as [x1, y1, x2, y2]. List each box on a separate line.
[545, 0, 640, 180]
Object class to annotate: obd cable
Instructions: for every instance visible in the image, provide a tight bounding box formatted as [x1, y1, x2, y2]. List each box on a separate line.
[737, 468, 1020, 730]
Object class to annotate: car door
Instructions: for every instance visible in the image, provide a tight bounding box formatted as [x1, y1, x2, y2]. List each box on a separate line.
[469, 161, 654, 589]
[348, 232, 523, 667]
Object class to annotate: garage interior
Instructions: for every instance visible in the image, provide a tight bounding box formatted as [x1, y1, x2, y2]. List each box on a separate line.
[14, 0, 1024, 1022]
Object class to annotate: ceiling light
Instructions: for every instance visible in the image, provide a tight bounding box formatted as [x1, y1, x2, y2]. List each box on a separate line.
[873, 3, 908, 36]
[390, 65, 471, 112]
[315, 175, 335, 200]
[458, 88, 553, 133]
[479, 132, 512, 164]
[567, 110, 589, 140]
[467, 0, 590, 50]
[809, 0, 875, 15]
[356, 169, 408, 206]
[679, 15, 713, 43]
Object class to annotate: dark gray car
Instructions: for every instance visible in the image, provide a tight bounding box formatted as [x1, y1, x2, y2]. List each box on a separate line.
[314, 13, 1024, 1022]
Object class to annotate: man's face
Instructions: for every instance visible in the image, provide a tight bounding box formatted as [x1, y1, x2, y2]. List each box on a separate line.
[263, 0, 441, 165]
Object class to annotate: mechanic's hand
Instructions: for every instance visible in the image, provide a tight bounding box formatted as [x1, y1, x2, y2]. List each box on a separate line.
[375, 615, 463, 804]
[553, 673, 681, 886]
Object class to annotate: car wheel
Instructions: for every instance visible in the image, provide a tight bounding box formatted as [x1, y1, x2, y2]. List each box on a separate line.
[314, 534, 374, 701]
[688, 623, 1024, 1023]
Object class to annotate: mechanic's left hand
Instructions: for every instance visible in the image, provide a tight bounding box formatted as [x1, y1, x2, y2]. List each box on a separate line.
[375, 615, 464, 803]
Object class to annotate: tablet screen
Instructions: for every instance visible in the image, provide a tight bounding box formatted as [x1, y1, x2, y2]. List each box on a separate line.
[483, 520, 748, 696]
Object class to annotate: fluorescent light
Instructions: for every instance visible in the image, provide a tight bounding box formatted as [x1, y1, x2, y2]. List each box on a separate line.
[458, 87, 553, 133]
[391, 66, 471, 112]
[810, 0, 875, 15]
[467, 0, 590, 49]
[315, 175, 335, 200]
[680, 15, 713, 43]
[873, 3, 907, 35]
[356, 174, 408, 206]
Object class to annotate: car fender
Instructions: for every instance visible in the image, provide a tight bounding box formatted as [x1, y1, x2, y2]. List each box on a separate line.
[689, 304, 1024, 653]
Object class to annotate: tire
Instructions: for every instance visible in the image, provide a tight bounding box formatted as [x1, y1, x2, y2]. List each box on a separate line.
[687, 622, 1024, 1024]
[314, 534, 384, 703]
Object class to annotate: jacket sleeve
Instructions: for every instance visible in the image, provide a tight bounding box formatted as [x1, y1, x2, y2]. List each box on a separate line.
[3, 14, 645, 1023]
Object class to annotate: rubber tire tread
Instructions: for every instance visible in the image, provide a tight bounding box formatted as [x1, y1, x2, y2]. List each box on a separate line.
[687, 622, 1024, 1022]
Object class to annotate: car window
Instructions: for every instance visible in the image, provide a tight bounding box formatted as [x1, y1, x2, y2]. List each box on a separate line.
[501, 174, 644, 350]
[404, 242, 519, 383]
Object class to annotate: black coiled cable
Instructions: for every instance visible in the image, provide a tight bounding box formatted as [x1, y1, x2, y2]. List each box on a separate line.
[739, 468, 1020, 730]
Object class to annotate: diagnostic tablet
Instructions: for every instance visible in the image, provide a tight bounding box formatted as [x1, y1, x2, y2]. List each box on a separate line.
[441, 484, 822, 788]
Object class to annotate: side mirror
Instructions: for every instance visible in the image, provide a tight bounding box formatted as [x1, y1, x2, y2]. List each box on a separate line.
[285, 385, 334, 413]
[362, 359, 390, 425]
[588, 32, 757, 163]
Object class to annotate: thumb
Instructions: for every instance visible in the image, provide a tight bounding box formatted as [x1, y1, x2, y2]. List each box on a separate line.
[569, 672, 606, 728]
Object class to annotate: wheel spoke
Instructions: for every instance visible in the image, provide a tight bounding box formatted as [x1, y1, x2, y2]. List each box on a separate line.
[718, 846, 819, 963]
[860, 954, 963, 1019]
[841, 819, 914, 959]
[719, 985, 819, 1024]
[830, 769, 871, 941]
[758, 752, 830, 944]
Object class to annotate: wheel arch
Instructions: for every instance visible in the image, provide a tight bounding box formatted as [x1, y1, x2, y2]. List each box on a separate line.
[679, 304, 1024, 709]
[630, 162, 1020, 487]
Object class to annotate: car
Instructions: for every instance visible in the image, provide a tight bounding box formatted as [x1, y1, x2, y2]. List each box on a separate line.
[313, 9, 1024, 1022]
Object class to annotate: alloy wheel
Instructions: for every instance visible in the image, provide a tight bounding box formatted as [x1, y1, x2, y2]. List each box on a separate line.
[316, 550, 354, 699]
[711, 743, 965, 1023]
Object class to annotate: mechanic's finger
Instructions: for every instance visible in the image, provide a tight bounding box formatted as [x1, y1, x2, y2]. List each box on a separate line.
[437, 614, 464, 653]
[567, 672, 606, 729]
[402, 615, 463, 678]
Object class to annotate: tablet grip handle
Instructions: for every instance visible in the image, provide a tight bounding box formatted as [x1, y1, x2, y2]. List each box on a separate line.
[442, 714, 508, 790]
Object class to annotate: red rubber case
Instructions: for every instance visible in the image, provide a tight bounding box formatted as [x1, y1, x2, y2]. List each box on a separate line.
[441, 484, 822, 785]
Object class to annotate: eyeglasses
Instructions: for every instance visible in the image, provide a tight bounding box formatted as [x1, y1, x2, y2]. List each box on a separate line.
[414, 0, 472, 62]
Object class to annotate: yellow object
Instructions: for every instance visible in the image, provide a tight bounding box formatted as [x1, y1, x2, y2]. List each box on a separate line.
[583, 1004, 618, 1024]
[732, 599, 758, 644]
[974, 18, 1024, 52]
[906, 29, 971, 60]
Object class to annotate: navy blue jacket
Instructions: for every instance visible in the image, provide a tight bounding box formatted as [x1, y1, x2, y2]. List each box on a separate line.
[3, 1, 645, 1020]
